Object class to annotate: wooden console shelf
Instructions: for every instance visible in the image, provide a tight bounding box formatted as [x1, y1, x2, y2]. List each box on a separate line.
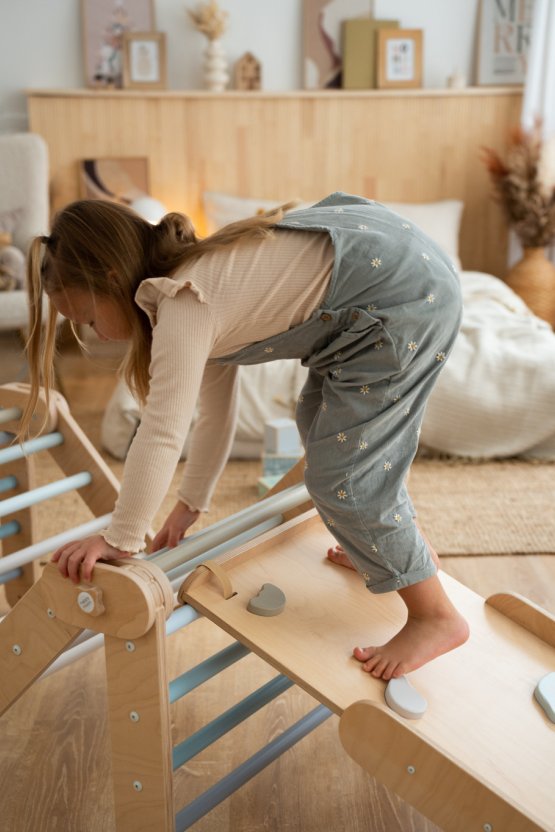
[27, 87, 522, 276]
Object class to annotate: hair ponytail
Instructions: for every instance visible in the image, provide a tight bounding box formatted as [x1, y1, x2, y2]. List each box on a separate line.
[17, 237, 58, 440]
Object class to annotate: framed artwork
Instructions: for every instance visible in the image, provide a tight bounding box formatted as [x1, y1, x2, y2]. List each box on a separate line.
[122, 31, 167, 89]
[303, 0, 375, 89]
[476, 0, 534, 85]
[79, 157, 150, 204]
[377, 29, 423, 89]
[81, 0, 155, 89]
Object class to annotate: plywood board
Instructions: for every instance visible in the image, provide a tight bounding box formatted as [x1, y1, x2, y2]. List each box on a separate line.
[181, 510, 555, 831]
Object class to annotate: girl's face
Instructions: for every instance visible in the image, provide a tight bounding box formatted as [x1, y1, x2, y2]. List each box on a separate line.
[49, 288, 131, 342]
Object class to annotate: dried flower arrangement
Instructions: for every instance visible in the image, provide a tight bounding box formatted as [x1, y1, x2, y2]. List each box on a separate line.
[188, 0, 228, 41]
[482, 121, 555, 248]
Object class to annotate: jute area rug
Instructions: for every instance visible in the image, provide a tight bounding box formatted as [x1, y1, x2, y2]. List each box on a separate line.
[31, 411, 555, 558]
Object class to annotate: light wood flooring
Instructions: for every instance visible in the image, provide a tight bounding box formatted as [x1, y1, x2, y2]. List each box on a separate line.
[1, 342, 554, 832]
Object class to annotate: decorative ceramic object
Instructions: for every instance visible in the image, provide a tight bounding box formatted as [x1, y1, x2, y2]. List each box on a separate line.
[482, 122, 555, 326]
[203, 38, 229, 92]
[504, 247, 555, 327]
[188, 1, 229, 92]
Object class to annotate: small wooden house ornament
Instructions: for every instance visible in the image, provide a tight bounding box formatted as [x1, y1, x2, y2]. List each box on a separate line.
[235, 52, 261, 90]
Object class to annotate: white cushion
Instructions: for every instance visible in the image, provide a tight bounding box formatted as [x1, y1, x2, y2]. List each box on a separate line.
[203, 191, 313, 234]
[384, 200, 463, 271]
[202, 191, 463, 270]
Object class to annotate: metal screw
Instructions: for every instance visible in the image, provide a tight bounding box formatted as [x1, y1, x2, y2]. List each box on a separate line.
[47, 609, 56, 619]
[125, 641, 136, 652]
[12, 644, 22, 656]
[133, 781, 143, 792]
[483, 825, 493, 832]
[129, 711, 140, 722]
[407, 765, 416, 775]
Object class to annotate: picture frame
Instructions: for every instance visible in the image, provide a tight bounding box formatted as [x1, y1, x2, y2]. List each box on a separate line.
[377, 29, 423, 89]
[81, 0, 155, 89]
[78, 157, 150, 203]
[476, 0, 534, 85]
[122, 31, 167, 89]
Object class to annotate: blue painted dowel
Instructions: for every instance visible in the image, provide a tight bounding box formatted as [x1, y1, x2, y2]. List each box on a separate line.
[167, 516, 283, 589]
[0, 432, 13, 446]
[174, 705, 333, 830]
[166, 604, 202, 636]
[169, 642, 250, 704]
[172, 674, 294, 770]
[0, 407, 21, 425]
[0, 519, 20, 540]
[0, 471, 92, 518]
[0, 513, 111, 577]
[0, 476, 18, 494]
[0, 432, 64, 465]
[0, 567, 23, 585]
[152, 483, 309, 574]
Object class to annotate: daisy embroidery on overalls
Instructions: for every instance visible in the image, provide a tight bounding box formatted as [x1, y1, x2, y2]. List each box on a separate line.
[337, 489, 348, 500]
[436, 352, 446, 362]
[422, 253, 431, 261]
[337, 432, 347, 443]
[383, 460, 392, 471]
[408, 341, 418, 352]
[393, 513, 402, 523]
[360, 385, 370, 395]
[426, 294, 435, 303]
[371, 258, 382, 268]
[359, 439, 368, 450]
[374, 339, 384, 350]
[367, 303, 378, 311]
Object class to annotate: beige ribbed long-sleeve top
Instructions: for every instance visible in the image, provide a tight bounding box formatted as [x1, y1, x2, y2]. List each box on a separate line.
[102, 229, 334, 552]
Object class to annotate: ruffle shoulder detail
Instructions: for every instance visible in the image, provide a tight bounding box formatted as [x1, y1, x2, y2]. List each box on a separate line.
[134, 272, 207, 325]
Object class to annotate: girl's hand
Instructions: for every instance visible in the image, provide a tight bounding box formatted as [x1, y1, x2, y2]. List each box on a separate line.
[151, 500, 200, 552]
[51, 534, 131, 584]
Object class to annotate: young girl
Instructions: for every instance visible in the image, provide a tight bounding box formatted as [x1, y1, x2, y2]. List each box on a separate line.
[23, 192, 469, 681]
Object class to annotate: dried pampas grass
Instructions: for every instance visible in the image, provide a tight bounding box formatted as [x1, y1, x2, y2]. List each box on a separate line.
[188, 0, 228, 41]
[482, 121, 555, 248]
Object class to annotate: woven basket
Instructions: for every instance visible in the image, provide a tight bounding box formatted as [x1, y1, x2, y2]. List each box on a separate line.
[504, 247, 555, 327]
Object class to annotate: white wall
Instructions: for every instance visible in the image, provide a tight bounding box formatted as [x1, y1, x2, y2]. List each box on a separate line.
[1, 0, 480, 134]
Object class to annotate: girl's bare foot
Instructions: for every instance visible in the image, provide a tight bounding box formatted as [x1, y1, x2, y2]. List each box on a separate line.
[353, 576, 469, 680]
[327, 544, 356, 570]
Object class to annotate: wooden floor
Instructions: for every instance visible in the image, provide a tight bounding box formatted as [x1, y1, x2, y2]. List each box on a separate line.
[1, 342, 554, 832]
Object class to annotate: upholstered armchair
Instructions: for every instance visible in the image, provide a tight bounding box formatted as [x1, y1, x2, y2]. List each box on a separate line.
[0, 133, 49, 376]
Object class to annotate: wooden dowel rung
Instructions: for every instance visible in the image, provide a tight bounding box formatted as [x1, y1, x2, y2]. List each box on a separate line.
[0, 432, 64, 465]
[0, 475, 17, 494]
[0, 407, 21, 425]
[0, 471, 92, 518]
[0, 513, 111, 577]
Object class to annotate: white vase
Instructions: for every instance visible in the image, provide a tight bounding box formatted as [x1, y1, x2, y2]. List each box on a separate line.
[203, 39, 229, 92]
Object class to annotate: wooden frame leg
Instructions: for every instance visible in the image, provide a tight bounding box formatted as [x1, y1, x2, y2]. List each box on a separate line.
[104, 607, 174, 832]
[0, 577, 82, 716]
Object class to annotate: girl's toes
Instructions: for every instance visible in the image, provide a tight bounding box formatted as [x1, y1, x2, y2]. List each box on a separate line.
[381, 661, 399, 681]
[353, 645, 374, 662]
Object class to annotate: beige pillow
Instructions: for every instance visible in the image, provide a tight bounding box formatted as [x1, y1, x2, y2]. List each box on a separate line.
[202, 191, 463, 270]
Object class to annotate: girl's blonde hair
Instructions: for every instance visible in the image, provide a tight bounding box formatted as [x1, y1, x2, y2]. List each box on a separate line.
[20, 198, 295, 438]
